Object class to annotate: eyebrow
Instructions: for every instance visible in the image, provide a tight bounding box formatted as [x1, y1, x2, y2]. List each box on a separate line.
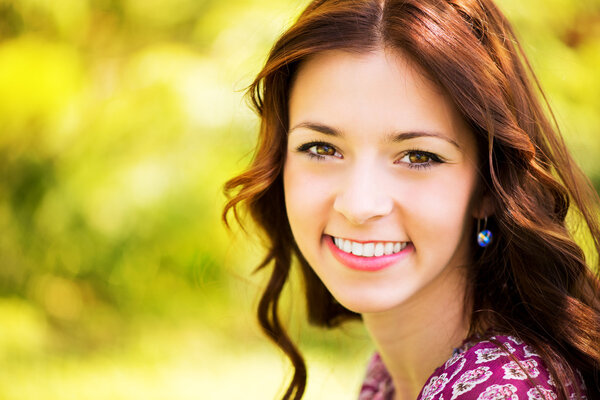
[289, 121, 461, 149]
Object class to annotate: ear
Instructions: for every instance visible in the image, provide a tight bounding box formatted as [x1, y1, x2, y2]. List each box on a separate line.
[472, 193, 495, 219]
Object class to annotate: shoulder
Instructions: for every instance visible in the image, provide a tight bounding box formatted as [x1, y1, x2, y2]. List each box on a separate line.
[417, 335, 576, 400]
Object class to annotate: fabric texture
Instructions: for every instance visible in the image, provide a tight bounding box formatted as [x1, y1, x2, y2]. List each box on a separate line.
[358, 335, 587, 400]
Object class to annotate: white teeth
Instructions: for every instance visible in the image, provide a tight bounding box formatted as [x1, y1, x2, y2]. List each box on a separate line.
[332, 237, 407, 258]
[363, 242, 375, 257]
[343, 239, 352, 253]
[384, 242, 394, 255]
[351, 242, 363, 256]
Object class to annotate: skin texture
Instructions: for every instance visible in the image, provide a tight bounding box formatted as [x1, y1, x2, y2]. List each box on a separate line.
[283, 49, 485, 399]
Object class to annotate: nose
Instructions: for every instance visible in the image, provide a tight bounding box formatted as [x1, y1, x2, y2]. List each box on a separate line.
[333, 164, 394, 225]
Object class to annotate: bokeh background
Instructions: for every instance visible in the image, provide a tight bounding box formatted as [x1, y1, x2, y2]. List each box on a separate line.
[0, 0, 598, 398]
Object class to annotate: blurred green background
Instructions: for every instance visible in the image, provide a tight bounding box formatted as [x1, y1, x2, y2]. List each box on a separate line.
[0, 0, 598, 398]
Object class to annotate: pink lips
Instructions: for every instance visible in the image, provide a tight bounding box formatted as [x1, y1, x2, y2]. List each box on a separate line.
[325, 235, 412, 271]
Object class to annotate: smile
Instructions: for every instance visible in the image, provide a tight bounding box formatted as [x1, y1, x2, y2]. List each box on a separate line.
[332, 237, 408, 257]
[326, 235, 412, 271]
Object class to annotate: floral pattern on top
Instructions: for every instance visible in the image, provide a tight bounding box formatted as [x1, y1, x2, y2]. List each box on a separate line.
[359, 353, 395, 400]
[358, 335, 586, 400]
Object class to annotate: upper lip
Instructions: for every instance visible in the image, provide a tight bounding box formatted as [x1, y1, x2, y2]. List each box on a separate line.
[327, 234, 407, 243]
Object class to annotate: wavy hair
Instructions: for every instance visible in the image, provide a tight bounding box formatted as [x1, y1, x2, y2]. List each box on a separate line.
[223, 0, 600, 398]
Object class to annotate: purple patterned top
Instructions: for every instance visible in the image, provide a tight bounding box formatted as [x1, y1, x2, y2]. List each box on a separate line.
[359, 335, 587, 400]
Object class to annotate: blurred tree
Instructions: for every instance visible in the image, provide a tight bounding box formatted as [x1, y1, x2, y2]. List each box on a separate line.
[0, 0, 597, 397]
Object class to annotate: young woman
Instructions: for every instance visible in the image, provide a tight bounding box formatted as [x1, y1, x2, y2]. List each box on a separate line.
[223, 0, 600, 399]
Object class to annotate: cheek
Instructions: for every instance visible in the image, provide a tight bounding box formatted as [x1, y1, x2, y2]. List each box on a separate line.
[404, 168, 477, 238]
[283, 158, 335, 239]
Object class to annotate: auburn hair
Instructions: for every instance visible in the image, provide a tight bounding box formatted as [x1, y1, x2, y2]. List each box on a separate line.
[223, 0, 600, 399]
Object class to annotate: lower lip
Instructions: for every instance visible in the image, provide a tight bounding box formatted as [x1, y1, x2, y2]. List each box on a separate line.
[325, 235, 412, 272]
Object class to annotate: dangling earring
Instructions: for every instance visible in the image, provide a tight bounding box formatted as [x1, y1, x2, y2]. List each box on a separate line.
[477, 217, 492, 247]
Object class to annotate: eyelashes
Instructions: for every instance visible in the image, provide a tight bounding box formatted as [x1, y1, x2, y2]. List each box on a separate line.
[295, 141, 445, 170]
[296, 141, 342, 160]
[395, 149, 444, 170]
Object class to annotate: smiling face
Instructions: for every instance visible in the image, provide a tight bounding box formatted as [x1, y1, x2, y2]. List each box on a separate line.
[283, 49, 482, 314]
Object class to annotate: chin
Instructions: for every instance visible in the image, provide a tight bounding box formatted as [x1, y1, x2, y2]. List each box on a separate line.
[330, 289, 410, 315]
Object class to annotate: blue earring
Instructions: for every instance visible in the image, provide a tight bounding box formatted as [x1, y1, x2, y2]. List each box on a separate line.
[477, 217, 492, 247]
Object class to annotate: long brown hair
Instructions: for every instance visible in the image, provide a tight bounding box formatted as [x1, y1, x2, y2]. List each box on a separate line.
[223, 0, 600, 399]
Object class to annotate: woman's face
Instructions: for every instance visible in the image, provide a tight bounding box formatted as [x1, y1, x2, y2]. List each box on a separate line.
[283, 49, 481, 314]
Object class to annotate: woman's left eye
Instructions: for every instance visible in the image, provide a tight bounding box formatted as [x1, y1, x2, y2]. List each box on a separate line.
[396, 150, 443, 169]
[311, 144, 337, 156]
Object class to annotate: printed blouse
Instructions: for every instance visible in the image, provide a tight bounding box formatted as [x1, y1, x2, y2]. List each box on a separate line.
[358, 335, 586, 400]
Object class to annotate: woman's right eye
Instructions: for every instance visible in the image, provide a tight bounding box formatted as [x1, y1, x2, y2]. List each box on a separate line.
[296, 142, 342, 159]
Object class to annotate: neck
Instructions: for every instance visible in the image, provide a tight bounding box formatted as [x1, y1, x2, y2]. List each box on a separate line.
[362, 266, 470, 400]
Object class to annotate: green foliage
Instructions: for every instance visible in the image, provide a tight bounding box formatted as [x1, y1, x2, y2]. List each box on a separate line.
[0, 0, 598, 397]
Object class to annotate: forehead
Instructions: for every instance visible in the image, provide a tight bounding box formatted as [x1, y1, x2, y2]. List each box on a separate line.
[288, 49, 475, 151]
